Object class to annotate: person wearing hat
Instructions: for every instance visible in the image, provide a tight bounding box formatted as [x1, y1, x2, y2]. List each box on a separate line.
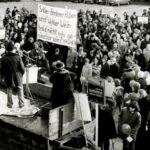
[118, 101, 141, 150]
[1, 41, 25, 108]
[49, 61, 74, 109]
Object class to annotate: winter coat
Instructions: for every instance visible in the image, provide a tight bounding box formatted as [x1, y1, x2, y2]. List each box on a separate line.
[1, 52, 25, 87]
[100, 62, 110, 79]
[49, 69, 74, 109]
[118, 107, 141, 141]
[98, 104, 117, 146]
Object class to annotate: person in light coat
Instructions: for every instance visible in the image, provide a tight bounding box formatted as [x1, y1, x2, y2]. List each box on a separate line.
[80, 58, 92, 93]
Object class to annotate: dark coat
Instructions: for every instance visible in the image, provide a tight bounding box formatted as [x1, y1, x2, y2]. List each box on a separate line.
[138, 96, 150, 132]
[100, 62, 110, 78]
[121, 69, 135, 93]
[118, 107, 141, 141]
[109, 63, 119, 79]
[23, 41, 34, 51]
[137, 78, 147, 90]
[98, 105, 117, 146]
[1, 52, 25, 87]
[50, 54, 63, 65]
[49, 69, 74, 108]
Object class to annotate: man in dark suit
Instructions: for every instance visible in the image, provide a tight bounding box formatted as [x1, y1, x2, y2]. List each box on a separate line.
[100, 57, 110, 79]
[1, 41, 25, 108]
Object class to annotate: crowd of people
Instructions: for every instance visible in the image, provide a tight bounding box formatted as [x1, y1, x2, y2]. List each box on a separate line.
[0, 5, 150, 150]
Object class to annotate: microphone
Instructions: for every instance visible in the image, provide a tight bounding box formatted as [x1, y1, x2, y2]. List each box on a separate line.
[43, 50, 48, 54]
[22, 50, 31, 54]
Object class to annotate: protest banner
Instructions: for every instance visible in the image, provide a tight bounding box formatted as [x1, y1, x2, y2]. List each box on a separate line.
[0, 9, 5, 28]
[0, 10, 5, 39]
[138, 16, 149, 24]
[37, 4, 77, 48]
[0, 29, 5, 40]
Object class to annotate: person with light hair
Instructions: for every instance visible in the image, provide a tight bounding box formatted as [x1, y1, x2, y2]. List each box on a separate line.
[144, 71, 150, 91]
[136, 71, 147, 90]
[143, 44, 150, 71]
[80, 58, 92, 93]
[0, 43, 6, 59]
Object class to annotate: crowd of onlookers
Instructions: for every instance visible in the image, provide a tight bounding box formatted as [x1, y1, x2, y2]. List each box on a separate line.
[0, 5, 150, 150]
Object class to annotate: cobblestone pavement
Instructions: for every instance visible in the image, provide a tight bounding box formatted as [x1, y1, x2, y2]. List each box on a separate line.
[0, 1, 149, 150]
[0, 0, 149, 16]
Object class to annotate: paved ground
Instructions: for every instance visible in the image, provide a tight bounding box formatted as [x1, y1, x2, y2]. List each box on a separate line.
[0, 0, 149, 17]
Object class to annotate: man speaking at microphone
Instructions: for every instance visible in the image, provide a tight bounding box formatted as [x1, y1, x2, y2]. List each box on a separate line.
[1, 41, 25, 108]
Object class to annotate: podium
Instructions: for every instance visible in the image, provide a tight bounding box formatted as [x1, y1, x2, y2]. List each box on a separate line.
[23, 67, 39, 100]
[23, 67, 39, 84]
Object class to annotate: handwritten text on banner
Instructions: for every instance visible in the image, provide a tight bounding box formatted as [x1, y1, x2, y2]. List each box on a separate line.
[37, 4, 77, 48]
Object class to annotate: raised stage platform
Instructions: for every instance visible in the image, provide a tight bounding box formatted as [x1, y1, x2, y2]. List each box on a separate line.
[0, 87, 50, 150]
[0, 85, 94, 150]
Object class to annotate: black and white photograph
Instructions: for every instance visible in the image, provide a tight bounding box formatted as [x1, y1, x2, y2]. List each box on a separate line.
[0, 0, 150, 150]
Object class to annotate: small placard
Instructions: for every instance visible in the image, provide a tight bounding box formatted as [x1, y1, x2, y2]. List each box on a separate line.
[88, 78, 105, 104]
[138, 16, 149, 24]
[105, 80, 115, 97]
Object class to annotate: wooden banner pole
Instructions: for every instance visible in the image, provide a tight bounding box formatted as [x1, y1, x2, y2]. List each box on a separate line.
[58, 108, 64, 138]
[77, 92, 88, 147]
[95, 79, 106, 150]
[95, 103, 99, 147]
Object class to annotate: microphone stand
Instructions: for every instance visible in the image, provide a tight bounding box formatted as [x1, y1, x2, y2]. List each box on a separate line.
[22, 51, 36, 104]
